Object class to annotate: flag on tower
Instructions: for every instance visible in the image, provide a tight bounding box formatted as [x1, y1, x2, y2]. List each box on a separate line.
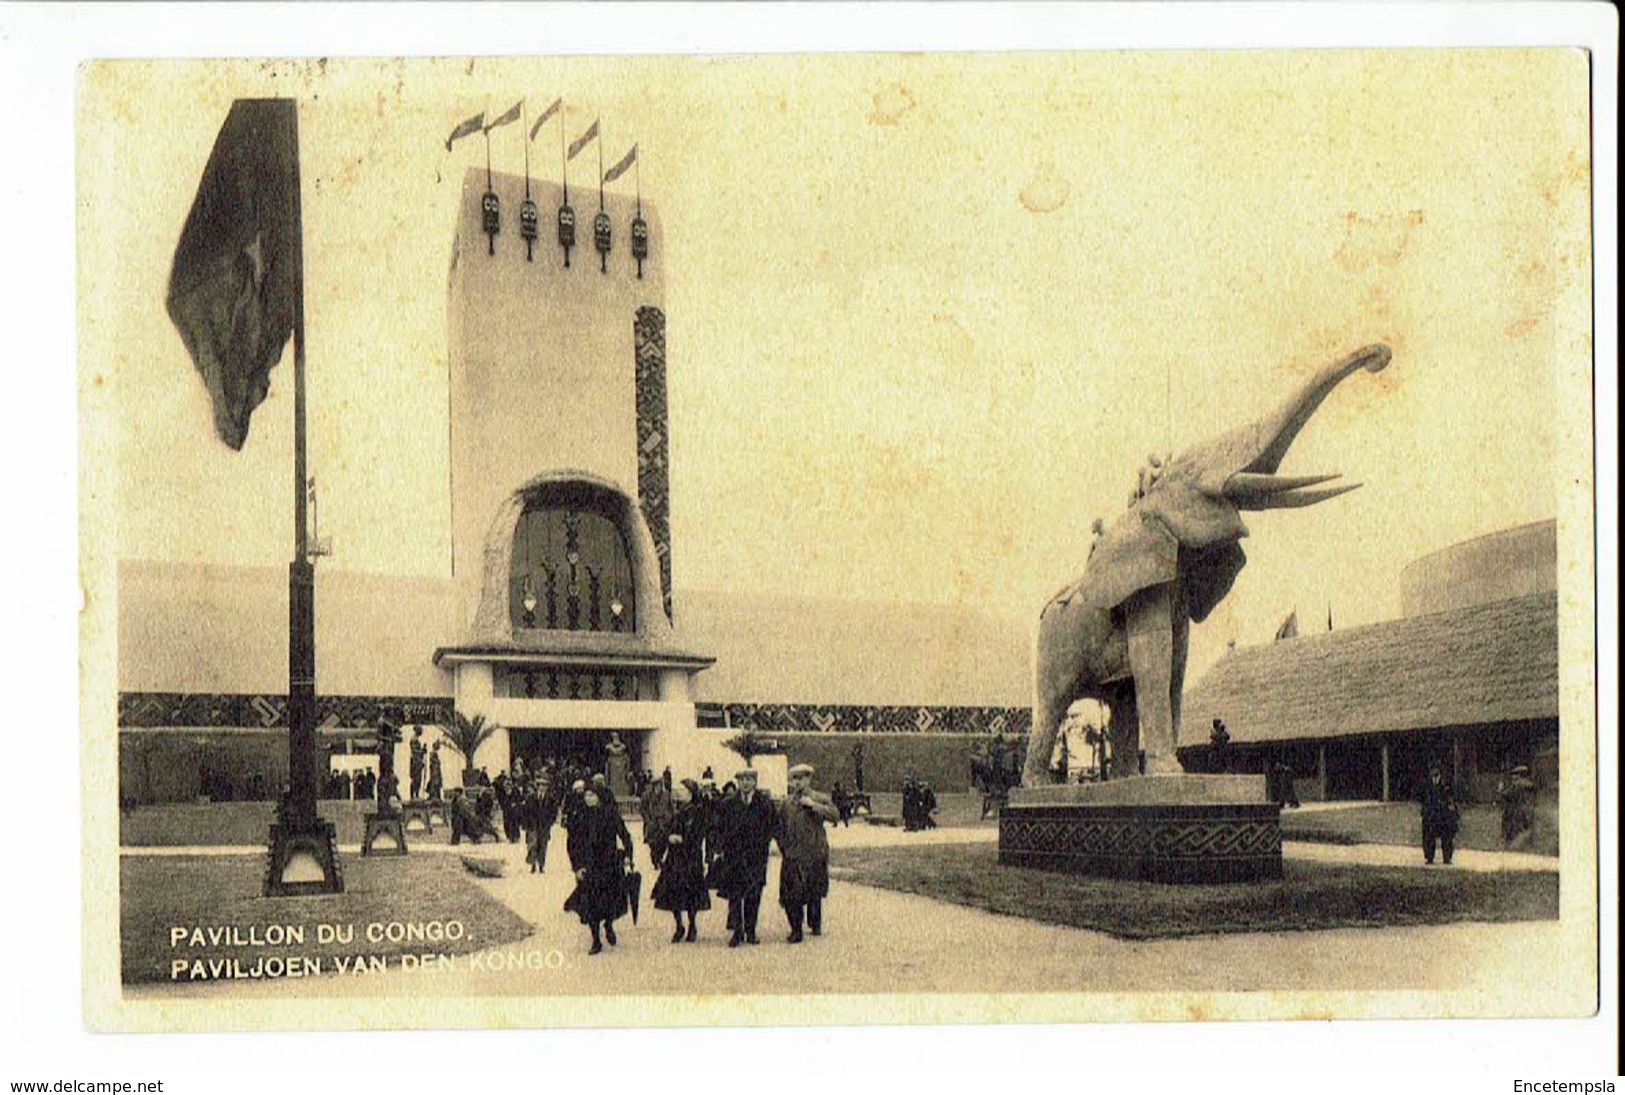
[165, 98, 301, 451]
[568, 118, 599, 160]
[1274, 610, 1299, 642]
[529, 97, 562, 141]
[603, 143, 637, 184]
[486, 99, 522, 131]
[445, 110, 485, 151]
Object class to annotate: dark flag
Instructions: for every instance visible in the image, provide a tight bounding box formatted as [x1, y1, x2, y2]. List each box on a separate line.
[165, 99, 301, 451]
[486, 99, 523, 131]
[568, 118, 599, 160]
[529, 97, 562, 141]
[1274, 610, 1299, 642]
[445, 110, 485, 152]
[603, 144, 637, 184]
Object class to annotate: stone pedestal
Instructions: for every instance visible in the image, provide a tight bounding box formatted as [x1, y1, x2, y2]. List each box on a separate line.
[998, 775, 1281, 883]
[362, 813, 409, 856]
[400, 801, 435, 835]
[264, 819, 344, 896]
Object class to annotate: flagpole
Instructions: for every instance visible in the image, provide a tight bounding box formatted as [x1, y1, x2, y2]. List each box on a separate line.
[597, 135, 604, 211]
[560, 104, 568, 204]
[523, 102, 530, 200]
[287, 102, 319, 837]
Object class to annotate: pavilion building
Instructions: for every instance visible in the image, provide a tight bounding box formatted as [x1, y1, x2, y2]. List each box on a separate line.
[1176, 519, 1559, 803]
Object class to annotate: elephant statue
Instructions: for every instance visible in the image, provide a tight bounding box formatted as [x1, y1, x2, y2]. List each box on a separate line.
[1023, 343, 1392, 787]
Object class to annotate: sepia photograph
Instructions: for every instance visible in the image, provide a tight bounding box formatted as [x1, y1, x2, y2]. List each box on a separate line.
[31, 5, 1613, 1077]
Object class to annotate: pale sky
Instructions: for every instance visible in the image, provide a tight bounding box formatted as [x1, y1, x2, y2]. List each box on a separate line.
[82, 51, 1591, 682]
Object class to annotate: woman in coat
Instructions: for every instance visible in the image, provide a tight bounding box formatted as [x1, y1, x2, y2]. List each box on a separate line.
[563, 788, 635, 954]
[651, 780, 711, 943]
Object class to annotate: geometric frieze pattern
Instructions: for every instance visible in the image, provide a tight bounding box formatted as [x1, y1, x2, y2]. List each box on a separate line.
[721, 702, 1032, 736]
[118, 692, 453, 730]
[1000, 813, 1281, 860]
[118, 693, 1032, 736]
[634, 305, 673, 623]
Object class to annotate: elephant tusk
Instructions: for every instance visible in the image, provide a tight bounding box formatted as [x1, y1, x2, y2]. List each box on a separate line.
[1239, 482, 1363, 510]
[1224, 472, 1343, 500]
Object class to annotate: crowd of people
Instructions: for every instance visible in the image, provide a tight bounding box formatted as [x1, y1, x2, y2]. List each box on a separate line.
[900, 777, 938, 831]
[442, 756, 841, 955]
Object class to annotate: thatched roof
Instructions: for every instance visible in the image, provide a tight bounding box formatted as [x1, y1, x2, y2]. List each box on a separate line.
[1179, 592, 1558, 747]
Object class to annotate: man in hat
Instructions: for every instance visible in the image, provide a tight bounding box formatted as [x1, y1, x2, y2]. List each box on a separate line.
[1496, 764, 1538, 846]
[591, 771, 618, 810]
[774, 763, 840, 943]
[716, 768, 775, 947]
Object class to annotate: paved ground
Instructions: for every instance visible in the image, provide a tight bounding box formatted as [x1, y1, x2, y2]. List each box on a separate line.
[122, 816, 1561, 1002]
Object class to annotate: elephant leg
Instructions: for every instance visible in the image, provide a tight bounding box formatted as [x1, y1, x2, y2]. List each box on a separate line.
[1106, 684, 1138, 781]
[1023, 678, 1072, 788]
[1169, 589, 1190, 757]
[1123, 583, 1182, 775]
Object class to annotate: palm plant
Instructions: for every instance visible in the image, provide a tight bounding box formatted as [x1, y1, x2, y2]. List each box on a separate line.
[442, 711, 501, 784]
[720, 729, 779, 766]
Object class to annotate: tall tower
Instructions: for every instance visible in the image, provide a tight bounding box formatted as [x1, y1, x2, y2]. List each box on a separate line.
[437, 168, 711, 781]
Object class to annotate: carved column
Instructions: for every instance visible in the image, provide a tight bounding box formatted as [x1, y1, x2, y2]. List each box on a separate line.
[634, 306, 672, 622]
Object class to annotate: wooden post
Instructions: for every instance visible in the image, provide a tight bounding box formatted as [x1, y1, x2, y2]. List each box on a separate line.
[1381, 741, 1392, 802]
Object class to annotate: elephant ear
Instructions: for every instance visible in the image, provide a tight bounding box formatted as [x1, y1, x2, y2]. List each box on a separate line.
[1066, 478, 1249, 616]
[1067, 510, 1179, 614]
[1182, 541, 1247, 622]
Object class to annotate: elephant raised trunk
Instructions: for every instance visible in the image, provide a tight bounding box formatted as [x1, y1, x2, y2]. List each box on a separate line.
[1023, 344, 1392, 787]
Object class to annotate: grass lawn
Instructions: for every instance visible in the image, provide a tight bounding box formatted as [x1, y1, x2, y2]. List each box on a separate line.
[1282, 802, 1559, 858]
[122, 801, 376, 847]
[119, 801, 483, 848]
[120, 852, 532, 985]
[830, 843, 1558, 940]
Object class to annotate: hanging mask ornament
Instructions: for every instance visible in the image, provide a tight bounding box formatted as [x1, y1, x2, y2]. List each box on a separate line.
[631, 214, 649, 279]
[594, 210, 612, 273]
[558, 202, 576, 267]
[520, 197, 539, 262]
[482, 190, 500, 256]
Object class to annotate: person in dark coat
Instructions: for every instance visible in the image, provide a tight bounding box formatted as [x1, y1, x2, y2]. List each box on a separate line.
[652, 779, 712, 942]
[640, 776, 674, 868]
[774, 764, 839, 943]
[1418, 765, 1459, 865]
[901, 778, 918, 831]
[714, 769, 775, 947]
[449, 787, 500, 845]
[524, 776, 561, 873]
[919, 782, 939, 829]
[563, 788, 635, 954]
[1277, 761, 1300, 808]
[699, 780, 724, 870]
[1496, 765, 1537, 846]
[561, 779, 587, 832]
[831, 782, 853, 827]
[493, 773, 521, 843]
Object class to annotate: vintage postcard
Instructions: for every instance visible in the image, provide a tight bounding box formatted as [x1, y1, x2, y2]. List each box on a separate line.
[79, 48, 1599, 1033]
